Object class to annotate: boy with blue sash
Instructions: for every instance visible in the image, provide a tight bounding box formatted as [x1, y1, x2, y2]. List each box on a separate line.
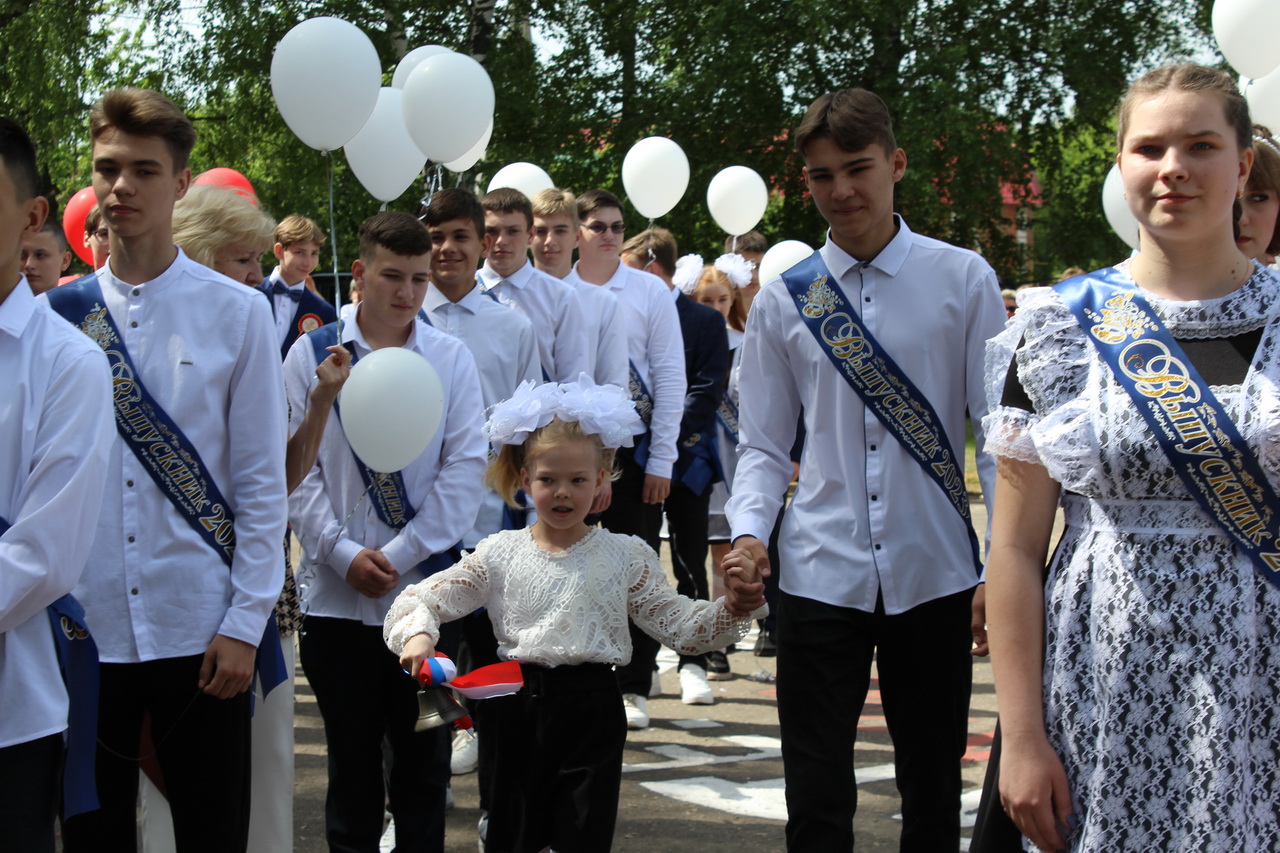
[726, 88, 1005, 851]
[284, 211, 486, 852]
[621, 227, 729, 706]
[565, 188, 687, 730]
[51, 89, 289, 853]
[0, 118, 114, 853]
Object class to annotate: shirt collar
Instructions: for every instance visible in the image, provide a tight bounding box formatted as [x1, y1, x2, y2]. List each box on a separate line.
[670, 284, 681, 302]
[481, 258, 533, 289]
[821, 214, 914, 281]
[423, 283, 481, 315]
[342, 303, 435, 354]
[98, 246, 192, 298]
[0, 276, 36, 338]
[267, 267, 304, 290]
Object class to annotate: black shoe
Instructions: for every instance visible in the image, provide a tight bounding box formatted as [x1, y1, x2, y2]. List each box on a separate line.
[753, 627, 777, 657]
[705, 649, 732, 680]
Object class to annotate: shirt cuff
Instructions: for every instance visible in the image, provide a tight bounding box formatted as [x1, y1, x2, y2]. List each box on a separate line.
[328, 537, 365, 578]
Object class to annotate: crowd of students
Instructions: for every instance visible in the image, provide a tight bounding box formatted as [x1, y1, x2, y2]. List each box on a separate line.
[6, 59, 1280, 853]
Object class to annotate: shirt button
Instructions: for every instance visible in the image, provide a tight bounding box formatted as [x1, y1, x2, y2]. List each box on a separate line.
[869, 445, 877, 452]
[126, 480, 134, 487]
[864, 296, 871, 303]
[132, 289, 140, 296]
[127, 535, 135, 543]
[874, 543, 882, 550]
[131, 587, 139, 595]
[871, 495, 878, 501]
[130, 321, 138, 328]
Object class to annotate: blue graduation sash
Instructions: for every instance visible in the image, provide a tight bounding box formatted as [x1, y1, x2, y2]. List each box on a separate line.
[781, 252, 982, 574]
[1056, 270, 1280, 588]
[716, 394, 740, 446]
[675, 429, 723, 495]
[46, 276, 288, 696]
[628, 361, 655, 469]
[0, 516, 100, 817]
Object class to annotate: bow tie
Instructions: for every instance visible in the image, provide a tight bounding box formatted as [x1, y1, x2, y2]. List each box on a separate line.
[271, 282, 303, 302]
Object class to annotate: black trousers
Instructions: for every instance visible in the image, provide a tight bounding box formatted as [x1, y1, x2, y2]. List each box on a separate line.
[298, 615, 450, 853]
[483, 664, 626, 853]
[663, 479, 712, 669]
[777, 588, 974, 852]
[600, 450, 664, 696]
[61, 655, 252, 853]
[0, 733, 62, 853]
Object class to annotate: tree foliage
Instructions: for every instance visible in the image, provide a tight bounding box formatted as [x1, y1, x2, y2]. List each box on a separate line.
[4, 0, 1216, 282]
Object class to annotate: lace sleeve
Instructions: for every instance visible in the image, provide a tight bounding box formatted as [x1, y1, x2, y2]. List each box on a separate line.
[983, 287, 1091, 465]
[623, 537, 753, 655]
[383, 542, 492, 655]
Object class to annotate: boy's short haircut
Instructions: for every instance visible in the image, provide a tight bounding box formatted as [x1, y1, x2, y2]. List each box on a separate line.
[621, 227, 677, 277]
[38, 220, 69, 252]
[0, 117, 39, 202]
[531, 188, 578, 222]
[274, 214, 326, 248]
[725, 230, 768, 254]
[85, 204, 102, 236]
[794, 88, 897, 159]
[420, 187, 485, 237]
[173, 185, 276, 269]
[481, 187, 534, 230]
[576, 189, 624, 221]
[358, 210, 431, 260]
[90, 88, 197, 172]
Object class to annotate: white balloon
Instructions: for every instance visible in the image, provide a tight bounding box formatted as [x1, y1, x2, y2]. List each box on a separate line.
[270, 17, 382, 151]
[402, 53, 495, 164]
[1247, 72, 1280, 132]
[757, 240, 814, 285]
[621, 137, 690, 219]
[707, 166, 769, 236]
[1213, 0, 1280, 81]
[1102, 163, 1140, 251]
[487, 162, 554, 199]
[344, 88, 427, 203]
[391, 44, 451, 89]
[339, 348, 445, 473]
[443, 118, 493, 172]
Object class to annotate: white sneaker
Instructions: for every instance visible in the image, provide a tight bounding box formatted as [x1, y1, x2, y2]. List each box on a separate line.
[679, 664, 715, 705]
[622, 693, 650, 729]
[477, 811, 488, 852]
[649, 667, 662, 698]
[451, 728, 479, 775]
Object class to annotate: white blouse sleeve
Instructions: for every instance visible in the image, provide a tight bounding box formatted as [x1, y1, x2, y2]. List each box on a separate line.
[383, 541, 492, 654]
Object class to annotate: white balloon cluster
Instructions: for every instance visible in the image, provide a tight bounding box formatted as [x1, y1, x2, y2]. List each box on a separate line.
[270, 18, 499, 202]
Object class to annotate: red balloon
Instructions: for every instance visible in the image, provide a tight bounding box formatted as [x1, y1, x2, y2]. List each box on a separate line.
[62, 186, 97, 266]
[193, 168, 259, 206]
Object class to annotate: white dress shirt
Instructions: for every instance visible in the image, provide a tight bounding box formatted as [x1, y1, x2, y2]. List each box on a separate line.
[422, 284, 541, 547]
[567, 261, 686, 479]
[559, 274, 629, 389]
[284, 308, 487, 626]
[0, 279, 113, 748]
[266, 266, 305, 347]
[476, 259, 591, 382]
[727, 218, 1004, 614]
[45, 250, 288, 662]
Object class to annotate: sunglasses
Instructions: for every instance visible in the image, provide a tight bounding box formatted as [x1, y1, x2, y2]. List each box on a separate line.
[583, 221, 625, 235]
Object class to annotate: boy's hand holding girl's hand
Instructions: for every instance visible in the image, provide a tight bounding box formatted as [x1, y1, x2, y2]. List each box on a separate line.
[399, 633, 437, 680]
[723, 535, 770, 617]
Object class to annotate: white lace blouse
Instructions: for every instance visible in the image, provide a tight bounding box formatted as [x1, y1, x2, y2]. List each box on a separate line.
[384, 527, 755, 667]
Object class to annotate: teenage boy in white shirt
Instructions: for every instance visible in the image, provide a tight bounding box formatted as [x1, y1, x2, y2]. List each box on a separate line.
[0, 117, 114, 853]
[51, 89, 288, 853]
[284, 210, 487, 853]
[531, 187, 628, 391]
[478, 187, 590, 383]
[726, 87, 1004, 851]
[565, 189, 686, 728]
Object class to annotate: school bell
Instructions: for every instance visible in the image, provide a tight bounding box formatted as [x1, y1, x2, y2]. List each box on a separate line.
[414, 686, 469, 732]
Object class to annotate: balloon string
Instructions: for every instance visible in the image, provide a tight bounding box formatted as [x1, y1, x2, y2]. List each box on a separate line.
[732, 234, 738, 254]
[327, 150, 343, 343]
